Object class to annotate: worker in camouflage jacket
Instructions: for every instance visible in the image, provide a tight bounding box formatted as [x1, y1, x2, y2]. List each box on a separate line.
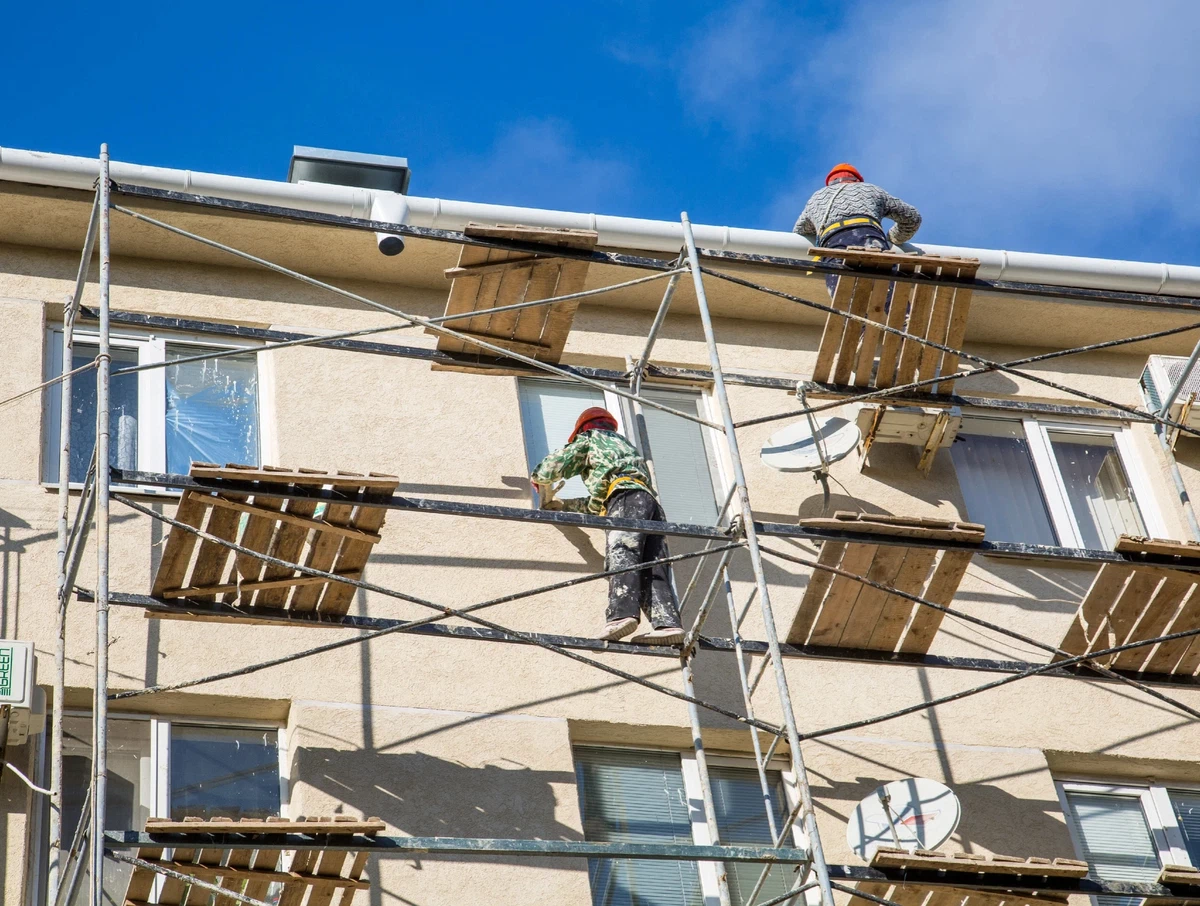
[794, 163, 922, 294]
[531, 406, 684, 645]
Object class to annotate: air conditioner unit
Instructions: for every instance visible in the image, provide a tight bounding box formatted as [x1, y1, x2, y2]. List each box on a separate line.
[1143, 355, 1200, 430]
[0, 640, 44, 747]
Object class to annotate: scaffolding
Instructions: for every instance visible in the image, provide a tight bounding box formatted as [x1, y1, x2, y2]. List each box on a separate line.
[33, 146, 1200, 906]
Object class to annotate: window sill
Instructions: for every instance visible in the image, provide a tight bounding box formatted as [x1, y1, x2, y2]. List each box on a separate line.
[41, 481, 182, 499]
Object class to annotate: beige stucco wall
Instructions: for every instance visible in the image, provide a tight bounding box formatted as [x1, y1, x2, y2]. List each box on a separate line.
[1, 202, 1199, 906]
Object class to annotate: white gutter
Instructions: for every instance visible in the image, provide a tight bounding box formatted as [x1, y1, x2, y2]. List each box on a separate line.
[3, 145, 1197, 296]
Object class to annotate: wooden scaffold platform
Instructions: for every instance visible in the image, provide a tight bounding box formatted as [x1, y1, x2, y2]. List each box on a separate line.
[806, 248, 980, 397]
[430, 223, 599, 374]
[786, 513, 985, 653]
[121, 816, 383, 906]
[150, 463, 398, 621]
[1055, 535, 1200, 676]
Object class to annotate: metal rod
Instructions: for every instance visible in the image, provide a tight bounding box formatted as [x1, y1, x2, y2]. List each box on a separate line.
[631, 265, 685, 394]
[1156, 424, 1200, 540]
[722, 565, 781, 843]
[90, 145, 111, 906]
[681, 653, 733, 906]
[682, 213, 836, 906]
[110, 204, 721, 431]
[681, 547, 737, 656]
[50, 188, 100, 903]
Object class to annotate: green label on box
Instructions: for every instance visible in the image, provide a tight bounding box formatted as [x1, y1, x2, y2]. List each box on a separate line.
[0, 647, 12, 699]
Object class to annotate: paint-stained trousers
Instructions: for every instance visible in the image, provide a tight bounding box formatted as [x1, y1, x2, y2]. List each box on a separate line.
[604, 488, 682, 628]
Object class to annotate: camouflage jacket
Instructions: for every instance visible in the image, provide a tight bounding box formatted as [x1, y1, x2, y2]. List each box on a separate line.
[531, 429, 655, 515]
[794, 181, 922, 245]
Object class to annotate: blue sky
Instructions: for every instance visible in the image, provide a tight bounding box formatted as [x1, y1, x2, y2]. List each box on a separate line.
[5, 0, 1200, 263]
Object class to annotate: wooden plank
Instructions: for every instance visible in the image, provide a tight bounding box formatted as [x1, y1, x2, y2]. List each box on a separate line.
[1145, 586, 1200, 674]
[452, 330, 551, 359]
[136, 858, 371, 891]
[304, 849, 352, 906]
[875, 266, 916, 389]
[484, 259, 543, 346]
[188, 466, 397, 490]
[151, 492, 210, 597]
[809, 543, 878, 645]
[797, 517, 984, 543]
[837, 545, 908, 648]
[788, 542, 847, 643]
[870, 850, 1089, 878]
[205, 495, 381, 543]
[916, 284, 955, 392]
[1169, 621, 1200, 676]
[1115, 535, 1200, 560]
[316, 477, 399, 615]
[463, 223, 598, 246]
[868, 547, 938, 651]
[808, 247, 977, 269]
[832, 277, 875, 386]
[231, 473, 290, 599]
[215, 842, 256, 906]
[1112, 574, 1195, 671]
[896, 282, 936, 387]
[162, 571, 359, 601]
[812, 275, 858, 383]
[332, 852, 371, 906]
[290, 474, 365, 613]
[1098, 570, 1164, 664]
[277, 849, 315, 906]
[935, 263, 978, 393]
[443, 256, 542, 278]
[831, 512, 985, 532]
[850, 882, 894, 906]
[125, 844, 164, 904]
[899, 550, 974, 654]
[1056, 564, 1133, 658]
[538, 259, 591, 361]
[178, 501, 240, 602]
[144, 817, 385, 834]
[854, 276, 892, 387]
[888, 885, 931, 906]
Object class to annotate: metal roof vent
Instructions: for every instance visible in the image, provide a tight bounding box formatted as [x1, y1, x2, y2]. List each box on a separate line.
[288, 146, 411, 194]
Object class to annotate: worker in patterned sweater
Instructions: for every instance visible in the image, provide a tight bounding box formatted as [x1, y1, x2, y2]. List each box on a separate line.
[531, 406, 685, 645]
[794, 163, 922, 294]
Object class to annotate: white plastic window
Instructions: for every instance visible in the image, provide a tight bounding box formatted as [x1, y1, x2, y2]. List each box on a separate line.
[1059, 781, 1200, 906]
[574, 746, 807, 906]
[43, 328, 263, 486]
[950, 417, 1161, 549]
[516, 378, 725, 524]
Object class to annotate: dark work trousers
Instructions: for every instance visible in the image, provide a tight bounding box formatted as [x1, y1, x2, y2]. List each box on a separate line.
[821, 224, 890, 297]
[604, 488, 682, 629]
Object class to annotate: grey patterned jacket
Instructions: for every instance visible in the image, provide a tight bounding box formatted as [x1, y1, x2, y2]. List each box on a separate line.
[793, 181, 922, 245]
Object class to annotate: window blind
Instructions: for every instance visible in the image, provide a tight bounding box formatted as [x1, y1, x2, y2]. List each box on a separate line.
[1064, 791, 1161, 906]
[949, 420, 1057, 545]
[518, 379, 605, 501]
[710, 766, 797, 906]
[1169, 791, 1200, 867]
[638, 388, 720, 526]
[575, 747, 704, 906]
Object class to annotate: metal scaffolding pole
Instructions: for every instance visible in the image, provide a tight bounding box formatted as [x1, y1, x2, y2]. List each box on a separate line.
[49, 189, 100, 903]
[681, 213, 836, 906]
[90, 144, 112, 906]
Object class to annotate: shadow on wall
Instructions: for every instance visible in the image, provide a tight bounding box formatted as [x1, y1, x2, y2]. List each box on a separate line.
[962, 559, 1092, 615]
[295, 747, 583, 848]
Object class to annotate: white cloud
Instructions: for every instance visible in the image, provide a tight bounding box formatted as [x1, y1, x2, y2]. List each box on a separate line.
[677, 0, 1200, 255]
[425, 119, 634, 214]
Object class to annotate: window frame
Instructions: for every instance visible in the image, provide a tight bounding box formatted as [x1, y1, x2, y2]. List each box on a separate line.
[514, 376, 731, 522]
[575, 743, 807, 906]
[956, 414, 1166, 548]
[1056, 778, 1200, 897]
[41, 325, 276, 492]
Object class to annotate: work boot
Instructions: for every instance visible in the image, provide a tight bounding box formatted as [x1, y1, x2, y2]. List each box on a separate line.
[602, 617, 638, 641]
[632, 626, 685, 645]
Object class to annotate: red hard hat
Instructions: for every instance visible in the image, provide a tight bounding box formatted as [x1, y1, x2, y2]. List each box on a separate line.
[826, 163, 863, 185]
[569, 406, 618, 442]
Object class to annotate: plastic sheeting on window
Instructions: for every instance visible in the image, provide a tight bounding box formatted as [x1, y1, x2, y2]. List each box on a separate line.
[59, 347, 140, 483]
[165, 347, 259, 475]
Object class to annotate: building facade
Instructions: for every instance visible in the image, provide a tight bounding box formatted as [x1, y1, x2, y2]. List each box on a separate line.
[2, 147, 1200, 906]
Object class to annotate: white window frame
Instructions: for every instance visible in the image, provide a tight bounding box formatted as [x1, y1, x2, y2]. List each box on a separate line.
[42, 325, 276, 491]
[515, 377, 730, 519]
[959, 414, 1166, 547]
[577, 743, 808, 906]
[1056, 778, 1200, 895]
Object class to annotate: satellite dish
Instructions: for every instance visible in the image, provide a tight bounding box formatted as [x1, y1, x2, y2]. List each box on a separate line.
[761, 416, 860, 472]
[847, 778, 961, 862]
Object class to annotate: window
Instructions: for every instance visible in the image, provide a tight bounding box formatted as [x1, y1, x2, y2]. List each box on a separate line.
[43, 328, 264, 485]
[517, 379, 725, 525]
[60, 714, 285, 843]
[1059, 781, 1200, 906]
[950, 417, 1159, 549]
[574, 746, 804, 906]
